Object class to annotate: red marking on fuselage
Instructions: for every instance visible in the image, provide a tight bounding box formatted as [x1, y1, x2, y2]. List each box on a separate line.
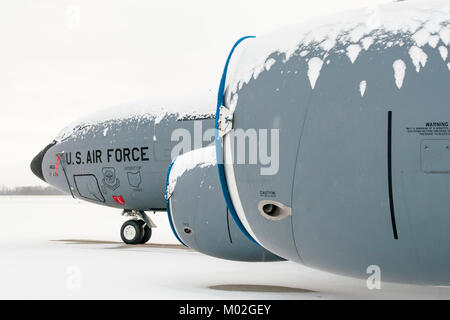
[54, 156, 60, 176]
[112, 195, 125, 205]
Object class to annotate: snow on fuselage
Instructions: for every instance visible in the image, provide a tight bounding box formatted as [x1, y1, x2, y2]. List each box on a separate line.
[31, 97, 216, 211]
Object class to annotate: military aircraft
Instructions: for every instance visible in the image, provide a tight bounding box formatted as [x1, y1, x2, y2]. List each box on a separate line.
[31, 96, 217, 244]
[33, 0, 450, 284]
[30, 94, 282, 260]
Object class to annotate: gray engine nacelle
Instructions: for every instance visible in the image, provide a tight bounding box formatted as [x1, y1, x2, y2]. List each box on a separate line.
[166, 146, 282, 262]
[217, 0, 450, 284]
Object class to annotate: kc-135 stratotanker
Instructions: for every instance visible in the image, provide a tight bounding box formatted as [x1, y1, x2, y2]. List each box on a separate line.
[30, 95, 278, 261]
[33, 0, 450, 284]
[31, 96, 217, 244]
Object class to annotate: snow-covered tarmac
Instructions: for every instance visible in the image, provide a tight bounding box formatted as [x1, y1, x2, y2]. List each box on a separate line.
[1, 196, 450, 299]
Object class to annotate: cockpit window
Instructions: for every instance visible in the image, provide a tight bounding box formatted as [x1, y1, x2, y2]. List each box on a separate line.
[74, 174, 105, 202]
[56, 123, 92, 142]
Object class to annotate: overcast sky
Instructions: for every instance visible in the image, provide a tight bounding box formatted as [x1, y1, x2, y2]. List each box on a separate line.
[0, 0, 390, 187]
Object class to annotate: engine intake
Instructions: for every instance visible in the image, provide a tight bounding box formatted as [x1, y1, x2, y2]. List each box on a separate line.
[166, 146, 282, 262]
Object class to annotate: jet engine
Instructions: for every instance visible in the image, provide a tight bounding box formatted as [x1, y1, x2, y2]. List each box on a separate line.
[216, 0, 450, 284]
[166, 146, 282, 262]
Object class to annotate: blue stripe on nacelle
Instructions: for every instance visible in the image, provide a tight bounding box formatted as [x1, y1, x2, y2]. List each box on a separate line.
[165, 158, 187, 247]
[214, 36, 259, 245]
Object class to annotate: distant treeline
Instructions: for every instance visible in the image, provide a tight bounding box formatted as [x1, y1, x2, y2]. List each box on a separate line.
[0, 186, 65, 195]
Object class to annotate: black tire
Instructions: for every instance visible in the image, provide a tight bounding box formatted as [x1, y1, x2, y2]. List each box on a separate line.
[120, 220, 143, 245]
[138, 220, 152, 244]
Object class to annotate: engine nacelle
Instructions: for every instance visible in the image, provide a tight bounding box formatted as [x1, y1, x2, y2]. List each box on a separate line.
[217, 0, 450, 284]
[166, 146, 282, 262]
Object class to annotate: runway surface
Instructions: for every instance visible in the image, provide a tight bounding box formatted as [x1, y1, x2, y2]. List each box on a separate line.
[1, 196, 450, 299]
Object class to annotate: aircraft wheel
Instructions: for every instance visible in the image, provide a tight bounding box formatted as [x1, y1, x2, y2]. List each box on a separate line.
[120, 220, 143, 245]
[138, 220, 152, 244]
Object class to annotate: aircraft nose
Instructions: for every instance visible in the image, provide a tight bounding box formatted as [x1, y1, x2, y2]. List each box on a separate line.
[30, 141, 57, 182]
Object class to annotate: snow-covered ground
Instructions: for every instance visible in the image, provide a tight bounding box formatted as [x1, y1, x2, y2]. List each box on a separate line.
[1, 196, 450, 299]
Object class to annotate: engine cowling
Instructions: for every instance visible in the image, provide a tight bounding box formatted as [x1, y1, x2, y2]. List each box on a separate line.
[217, 0, 450, 284]
[166, 146, 282, 262]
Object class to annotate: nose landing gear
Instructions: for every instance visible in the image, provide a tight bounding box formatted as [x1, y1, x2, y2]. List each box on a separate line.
[137, 220, 152, 244]
[120, 210, 155, 245]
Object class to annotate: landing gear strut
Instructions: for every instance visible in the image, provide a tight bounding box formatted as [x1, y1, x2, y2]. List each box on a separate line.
[120, 210, 155, 245]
